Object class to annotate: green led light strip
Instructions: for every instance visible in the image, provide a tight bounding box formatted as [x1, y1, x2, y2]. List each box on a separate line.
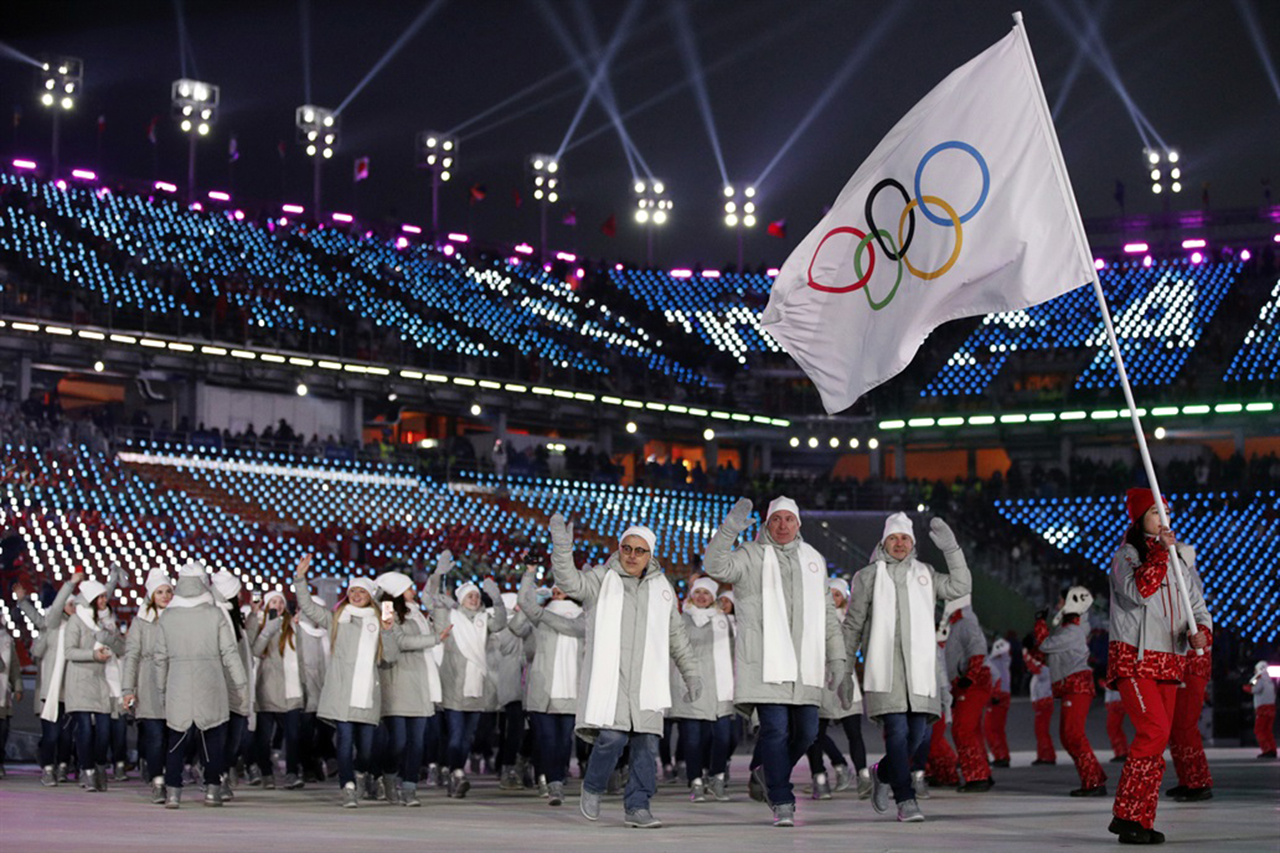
[877, 401, 1273, 431]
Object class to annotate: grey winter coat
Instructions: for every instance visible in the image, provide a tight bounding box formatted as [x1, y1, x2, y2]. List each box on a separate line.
[1039, 618, 1091, 684]
[155, 578, 249, 732]
[668, 609, 736, 721]
[121, 612, 166, 719]
[487, 618, 527, 709]
[845, 543, 972, 721]
[1109, 541, 1212, 660]
[252, 616, 306, 714]
[552, 547, 698, 741]
[517, 574, 585, 715]
[379, 613, 442, 718]
[296, 620, 329, 714]
[61, 610, 124, 714]
[703, 527, 847, 711]
[293, 580, 399, 725]
[24, 580, 77, 708]
[0, 633, 22, 717]
[437, 602, 508, 713]
[943, 609, 988, 683]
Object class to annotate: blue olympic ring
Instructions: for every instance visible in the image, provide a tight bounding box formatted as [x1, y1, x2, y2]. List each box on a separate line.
[913, 140, 989, 227]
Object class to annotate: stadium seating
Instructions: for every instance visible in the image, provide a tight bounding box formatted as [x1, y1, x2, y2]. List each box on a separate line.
[1223, 280, 1280, 382]
[993, 491, 1280, 642]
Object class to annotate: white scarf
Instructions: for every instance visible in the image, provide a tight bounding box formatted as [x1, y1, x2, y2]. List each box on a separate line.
[406, 609, 443, 702]
[687, 605, 734, 702]
[74, 606, 122, 700]
[41, 622, 68, 723]
[337, 605, 381, 710]
[449, 608, 489, 698]
[864, 560, 937, 699]
[280, 623, 303, 702]
[545, 599, 583, 700]
[584, 569, 672, 727]
[761, 542, 827, 687]
[167, 592, 213, 609]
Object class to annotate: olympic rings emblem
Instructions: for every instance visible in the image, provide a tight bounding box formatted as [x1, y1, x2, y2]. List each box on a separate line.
[806, 140, 989, 310]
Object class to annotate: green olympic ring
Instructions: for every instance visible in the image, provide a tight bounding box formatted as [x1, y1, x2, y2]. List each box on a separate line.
[853, 229, 902, 311]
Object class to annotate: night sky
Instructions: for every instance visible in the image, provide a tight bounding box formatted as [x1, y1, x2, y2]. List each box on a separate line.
[3, 0, 1277, 268]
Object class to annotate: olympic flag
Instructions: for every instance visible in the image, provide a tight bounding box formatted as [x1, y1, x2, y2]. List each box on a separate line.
[761, 17, 1095, 413]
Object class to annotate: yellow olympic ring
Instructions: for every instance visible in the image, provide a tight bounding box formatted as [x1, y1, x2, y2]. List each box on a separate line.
[898, 195, 963, 281]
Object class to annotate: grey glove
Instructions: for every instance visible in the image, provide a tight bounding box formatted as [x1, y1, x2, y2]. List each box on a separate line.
[549, 513, 575, 551]
[434, 550, 454, 576]
[683, 675, 704, 704]
[722, 498, 754, 534]
[929, 518, 959, 553]
[831, 662, 855, 709]
[481, 578, 501, 602]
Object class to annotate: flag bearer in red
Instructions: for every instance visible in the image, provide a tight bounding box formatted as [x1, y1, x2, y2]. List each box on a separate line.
[1166, 544, 1214, 802]
[1104, 688, 1129, 763]
[1107, 489, 1212, 846]
[1026, 648, 1056, 764]
[983, 638, 1012, 767]
[1031, 587, 1106, 796]
[943, 595, 993, 791]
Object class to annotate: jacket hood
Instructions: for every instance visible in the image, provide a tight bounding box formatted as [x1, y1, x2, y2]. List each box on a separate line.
[175, 576, 208, 598]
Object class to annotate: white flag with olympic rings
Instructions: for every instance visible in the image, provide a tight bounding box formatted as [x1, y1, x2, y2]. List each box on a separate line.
[762, 19, 1095, 414]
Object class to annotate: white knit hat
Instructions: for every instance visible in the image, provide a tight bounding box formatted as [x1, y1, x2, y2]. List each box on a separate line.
[1061, 586, 1094, 616]
[690, 577, 719, 599]
[178, 559, 207, 579]
[882, 512, 914, 543]
[375, 571, 413, 598]
[828, 577, 850, 599]
[262, 590, 287, 608]
[211, 571, 242, 601]
[347, 578, 379, 598]
[454, 582, 480, 604]
[942, 594, 971, 620]
[717, 590, 735, 606]
[1257, 661, 1272, 677]
[144, 568, 173, 599]
[766, 496, 801, 526]
[990, 638, 1011, 658]
[619, 525, 657, 553]
[78, 580, 107, 606]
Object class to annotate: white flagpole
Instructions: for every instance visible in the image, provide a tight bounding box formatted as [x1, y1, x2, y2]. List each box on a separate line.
[1011, 11, 1200, 644]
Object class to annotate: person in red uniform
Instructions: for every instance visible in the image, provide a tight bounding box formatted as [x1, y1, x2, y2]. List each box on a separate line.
[983, 638, 1012, 768]
[1025, 647, 1056, 765]
[1165, 542, 1214, 802]
[1031, 587, 1106, 796]
[1106, 489, 1212, 846]
[942, 595, 993, 791]
[1243, 661, 1276, 758]
[925, 620, 959, 788]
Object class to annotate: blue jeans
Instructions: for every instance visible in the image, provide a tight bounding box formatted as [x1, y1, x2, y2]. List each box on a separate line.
[444, 709, 481, 771]
[499, 701, 524, 767]
[71, 711, 110, 771]
[877, 712, 931, 803]
[910, 717, 933, 772]
[333, 721, 376, 787]
[583, 730, 658, 812]
[385, 716, 428, 782]
[679, 716, 734, 781]
[422, 714, 442, 766]
[530, 712, 575, 784]
[165, 724, 225, 788]
[137, 718, 168, 780]
[39, 706, 72, 768]
[807, 714, 868, 773]
[751, 703, 819, 806]
[256, 709, 302, 776]
[223, 712, 247, 776]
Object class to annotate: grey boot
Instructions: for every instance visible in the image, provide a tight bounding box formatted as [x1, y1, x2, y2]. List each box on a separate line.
[812, 772, 833, 800]
[342, 781, 359, 809]
[95, 766, 109, 792]
[246, 765, 263, 786]
[385, 774, 402, 805]
[548, 780, 564, 806]
[57, 762, 70, 783]
[204, 784, 223, 807]
[579, 788, 602, 821]
[771, 802, 795, 827]
[283, 772, 304, 790]
[897, 799, 925, 822]
[219, 772, 235, 801]
[150, 777, 166, 804]
[708, 772, 730, 802]
[856, 767, 873, 799]
[870, 762, 890, 814]
[689, 776, 707, 802]
[624, 808, 663, 829]
[41, 766, 57, 787]
[423, 763, 439, 788]
[165, 787, 181, 809]
[113, 761, 128, 782]
[537, 773, 550, 798]
[401, 781, 421, 807]
[911, 769, 931, 800]
[833, 764, 852, 792]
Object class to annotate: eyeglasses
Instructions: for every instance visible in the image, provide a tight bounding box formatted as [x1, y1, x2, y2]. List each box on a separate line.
[620, 544, 649, 557]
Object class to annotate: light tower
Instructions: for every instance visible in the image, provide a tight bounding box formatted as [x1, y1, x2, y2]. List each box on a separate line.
[1145, 147, 1182, 196]
[171, 78, 219, 202]
[527, 154, 561, 261]
[634, 179, 671, 266]
[416, 131, 457, 238]
[296, 105, 338, 215]
[38, 56, 82, 180]
[722, 184, 757, 271]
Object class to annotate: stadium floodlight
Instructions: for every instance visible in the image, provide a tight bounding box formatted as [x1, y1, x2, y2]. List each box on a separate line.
[172, 78, 220, 202]
[634, 179, 672, 266]
[722, 183, 758, 269]
[416, 131, 458, 239]
[37, 56, 83, 179]
[527, 154, 561, 261]
[1144, 147, 1182, 195]
[297, 105, 338, 215]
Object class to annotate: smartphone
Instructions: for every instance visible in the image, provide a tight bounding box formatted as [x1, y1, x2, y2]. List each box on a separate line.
[251, 591, 262, 604]
[381, 601, 395, 621]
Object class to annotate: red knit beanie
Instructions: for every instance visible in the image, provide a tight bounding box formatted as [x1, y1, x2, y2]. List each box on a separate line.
[1125, 488, 1167, 523]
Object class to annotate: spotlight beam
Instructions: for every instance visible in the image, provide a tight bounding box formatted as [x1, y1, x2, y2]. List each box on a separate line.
[0, 41, 43, 67]
[671, 0, 728, 186]
[567, 0, 652, 177]
[1051, 0, 1111, 120]
[335, 0, 447, 116]
[300, 0, 313, 104]
[564, 1, 828, 156]
[752, 4, 906, 190]
[173, 0, 199, 79]
[1235, 0, 1280, 104]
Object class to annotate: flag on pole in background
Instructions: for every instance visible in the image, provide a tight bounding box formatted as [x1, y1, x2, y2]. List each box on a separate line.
[767, 219, 787, 238]
[761, 19, 1095, 414]
[277, 140, 287, 160]
[600, 213, 617, 238]
[146, 116, 159, 145]
[470, 183, 487, 203]
[562, 208, 577, 226]
[97, 115, 106, 136]
[353, 156, 370, 182]
[228, 135, 239, 163]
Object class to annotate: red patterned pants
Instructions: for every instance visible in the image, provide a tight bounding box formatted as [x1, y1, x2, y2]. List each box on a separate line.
[1256, 704, 1276, 753]
[983, 690, 1011, 761]
[951, 684, 992, 782]
[927, 716, 959, 784]
[1060, 692, 1106, 789]
[1113, 678, 1177, 829]
[1106, 701, 1129, 759]
[1169, 670, 1212, 789]
[1034, 697, 1056, 762]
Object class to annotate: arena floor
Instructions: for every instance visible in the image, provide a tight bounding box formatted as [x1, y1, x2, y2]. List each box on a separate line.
[0, 746, 1274, 852]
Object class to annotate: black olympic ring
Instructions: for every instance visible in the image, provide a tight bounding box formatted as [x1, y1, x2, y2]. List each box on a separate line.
[864, 178, 915, 262]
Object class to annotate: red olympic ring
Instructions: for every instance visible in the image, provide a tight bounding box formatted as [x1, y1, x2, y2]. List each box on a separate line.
[806, 226, 875, 293]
